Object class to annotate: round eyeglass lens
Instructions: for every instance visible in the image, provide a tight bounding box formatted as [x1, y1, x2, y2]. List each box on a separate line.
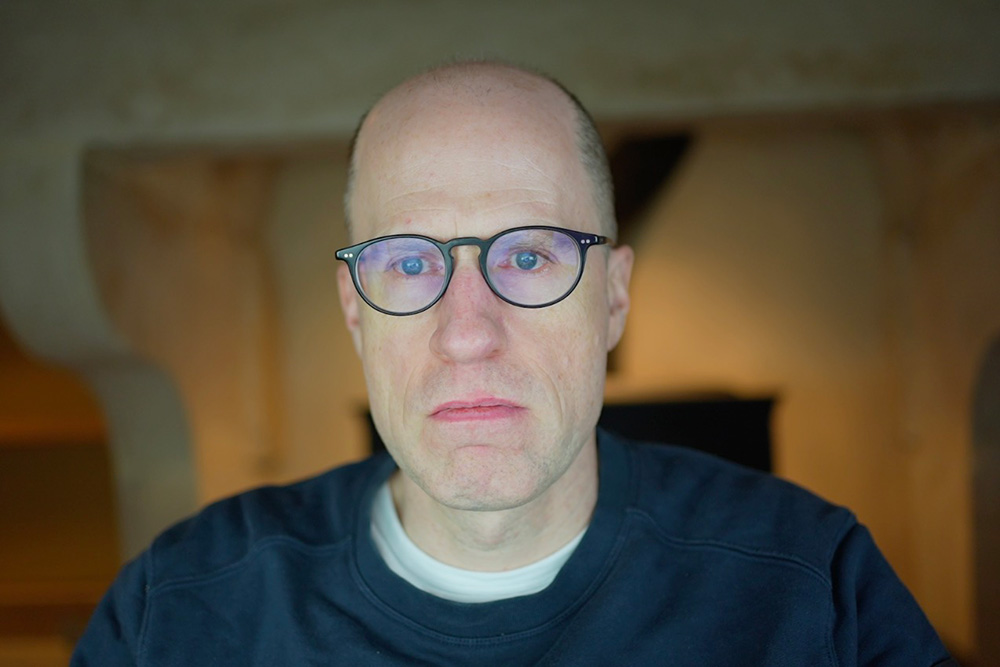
[486, 228, 582, 306]
[356, 237, 447, 313]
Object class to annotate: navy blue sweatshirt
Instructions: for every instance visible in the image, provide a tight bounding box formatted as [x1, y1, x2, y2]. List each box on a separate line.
[73, 430, 954, 665]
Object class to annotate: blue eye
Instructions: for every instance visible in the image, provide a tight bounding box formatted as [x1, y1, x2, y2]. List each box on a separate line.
[399, 257, 424, 275]
[514, 251, 539, 270]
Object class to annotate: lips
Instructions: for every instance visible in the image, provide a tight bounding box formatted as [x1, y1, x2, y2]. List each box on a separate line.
[430, 397, 526, 422]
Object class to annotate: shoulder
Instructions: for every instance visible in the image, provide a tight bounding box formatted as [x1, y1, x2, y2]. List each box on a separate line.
[146, 454, 390, 587]
[603, 434, 953, 664]
[615, 434, 855, 577]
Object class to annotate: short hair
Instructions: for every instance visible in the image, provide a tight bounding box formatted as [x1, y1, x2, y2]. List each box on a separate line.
[343, 61, 616, 240]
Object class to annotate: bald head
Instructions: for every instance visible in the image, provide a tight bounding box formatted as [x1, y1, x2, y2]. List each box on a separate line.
[344, 62, 615, 240]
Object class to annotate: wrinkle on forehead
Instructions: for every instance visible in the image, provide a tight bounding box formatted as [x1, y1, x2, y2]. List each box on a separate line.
[370, 151, 576, 206]
[389, 155, 563, 188]
[384, 183, 559, 208]
[363, 151, 576, 230]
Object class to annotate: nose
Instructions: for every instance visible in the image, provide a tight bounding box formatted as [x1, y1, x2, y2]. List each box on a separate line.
[429, 252, 507, 363]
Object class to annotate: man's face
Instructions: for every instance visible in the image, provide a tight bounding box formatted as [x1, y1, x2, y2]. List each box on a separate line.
[339, 70, 632, 512]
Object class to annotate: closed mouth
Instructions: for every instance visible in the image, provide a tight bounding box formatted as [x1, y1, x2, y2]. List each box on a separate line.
[430, 398, 525, 422]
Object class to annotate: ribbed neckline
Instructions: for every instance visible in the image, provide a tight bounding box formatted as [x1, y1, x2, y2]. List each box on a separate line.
[370, 480, 587, 603]
[352, 429, 633, 640]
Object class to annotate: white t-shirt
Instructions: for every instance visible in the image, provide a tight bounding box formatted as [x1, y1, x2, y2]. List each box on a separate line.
[370, 482, 586, 603]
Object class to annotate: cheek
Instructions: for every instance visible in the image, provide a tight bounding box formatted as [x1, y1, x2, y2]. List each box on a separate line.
[519, 282, 610, 400]
[557, 272, 610, 357]
[560, 273, 612, 399]
[358, 315, 423, 417]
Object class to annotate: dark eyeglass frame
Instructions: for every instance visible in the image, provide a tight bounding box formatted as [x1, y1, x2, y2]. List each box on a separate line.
[336, 225, 609, 316]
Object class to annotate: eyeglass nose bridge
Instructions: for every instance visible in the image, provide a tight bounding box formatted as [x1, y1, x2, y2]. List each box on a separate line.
[437, 236, 504, 305]
[440, 236, 491, 259]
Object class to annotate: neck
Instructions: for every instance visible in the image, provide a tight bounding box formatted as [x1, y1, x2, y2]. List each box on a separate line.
[390, 438, 599, 571]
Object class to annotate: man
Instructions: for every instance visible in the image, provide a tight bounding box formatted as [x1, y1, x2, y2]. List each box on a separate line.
[74, 61, 953, 665]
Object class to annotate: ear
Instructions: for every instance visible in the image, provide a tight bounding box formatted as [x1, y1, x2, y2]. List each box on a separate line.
[605, 245, 634, 351]
[337, 263, 363, 356]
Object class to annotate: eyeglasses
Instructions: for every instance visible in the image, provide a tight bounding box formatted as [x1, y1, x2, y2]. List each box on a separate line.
[336, 225, 608, 316]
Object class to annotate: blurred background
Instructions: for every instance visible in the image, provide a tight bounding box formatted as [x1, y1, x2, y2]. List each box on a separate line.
[1, 1, 998, 664]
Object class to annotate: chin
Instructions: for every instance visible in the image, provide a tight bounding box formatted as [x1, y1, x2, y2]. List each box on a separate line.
[424, 447, 551, 512]
[434, 486, 543, 513]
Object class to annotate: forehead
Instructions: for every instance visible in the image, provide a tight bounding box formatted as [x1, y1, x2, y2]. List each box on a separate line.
[351, 69, 594, 239]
